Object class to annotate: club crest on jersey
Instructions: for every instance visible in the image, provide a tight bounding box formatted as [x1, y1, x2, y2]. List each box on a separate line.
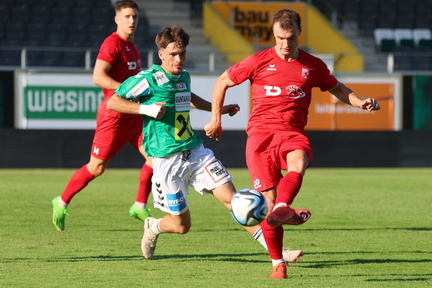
[286, 85, 306, 99]
[153, 71, 169, 86]
[302, 68, 310, 79]
[176, 82, 187, 90]
[267, 64, 277, 71]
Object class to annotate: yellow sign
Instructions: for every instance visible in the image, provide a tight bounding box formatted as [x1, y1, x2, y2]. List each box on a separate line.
[212, 1, 306, 47]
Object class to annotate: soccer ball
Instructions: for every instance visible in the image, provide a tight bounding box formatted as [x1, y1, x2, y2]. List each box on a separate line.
[230, 188, 268, 226]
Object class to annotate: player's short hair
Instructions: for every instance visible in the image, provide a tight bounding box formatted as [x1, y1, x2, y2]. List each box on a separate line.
[114, 0, 139, 12]
[155, 26, 190, 49]
[272, 9, 302, 31]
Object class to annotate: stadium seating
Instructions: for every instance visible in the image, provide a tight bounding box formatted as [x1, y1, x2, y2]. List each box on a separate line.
[1, 0, 432, 71]
[374, 28, 396, 52]
[0, 0, 151, 68]
[413, 28, 432, 51]
[374, 28, 432, 52]
[394, 29, 415, 51]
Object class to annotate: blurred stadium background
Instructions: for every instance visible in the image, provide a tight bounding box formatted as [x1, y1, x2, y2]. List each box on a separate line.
[1, 0, 432, 168]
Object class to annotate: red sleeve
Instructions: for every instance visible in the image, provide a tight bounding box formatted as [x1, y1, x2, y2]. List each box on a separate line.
[315, 58, 337, 92]
[227, 54, 257, 85]
[96, 34, 119, 65]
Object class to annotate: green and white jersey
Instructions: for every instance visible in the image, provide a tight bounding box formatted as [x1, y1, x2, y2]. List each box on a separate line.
[115, 64, 202, 158]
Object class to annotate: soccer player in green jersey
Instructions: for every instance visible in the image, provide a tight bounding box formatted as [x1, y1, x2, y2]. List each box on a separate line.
[106, 25, 250, 259]
[107, 25, 304, 263]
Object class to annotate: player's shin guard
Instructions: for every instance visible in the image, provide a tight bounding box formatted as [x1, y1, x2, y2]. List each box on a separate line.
[136, 164, 153, 204]
[61, 165, 95, 203]
[261, 217, 284, 260]
[275, 171, 303, 205]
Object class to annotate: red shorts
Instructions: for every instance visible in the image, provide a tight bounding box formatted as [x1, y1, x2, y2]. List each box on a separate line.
[245, 131, 312, 191]
[91, 112, 143, 160]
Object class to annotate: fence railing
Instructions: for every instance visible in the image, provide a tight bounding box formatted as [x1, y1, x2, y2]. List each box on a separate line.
[0, 46, 227, 73]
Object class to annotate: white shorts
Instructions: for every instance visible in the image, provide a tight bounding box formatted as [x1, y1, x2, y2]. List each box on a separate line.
[151, 144, 233, 215]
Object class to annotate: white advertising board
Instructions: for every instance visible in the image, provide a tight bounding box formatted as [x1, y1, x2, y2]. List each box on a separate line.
[15, 71, 251, 130]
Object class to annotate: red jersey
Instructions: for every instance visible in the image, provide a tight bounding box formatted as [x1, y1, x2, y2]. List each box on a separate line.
[227, 48, 337, 134]
[96, 32, 142, 118]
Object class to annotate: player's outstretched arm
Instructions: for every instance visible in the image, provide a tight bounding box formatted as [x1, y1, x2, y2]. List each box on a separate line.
[107, 94, 166, 119]
[205, 71, 236, 141]
[190, 93, 240, 116]
[329, 81, 381, 111]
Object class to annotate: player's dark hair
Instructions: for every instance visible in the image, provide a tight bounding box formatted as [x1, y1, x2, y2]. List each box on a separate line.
[155, 25, 190, 49]
[272, 9, 302, 31]
[115, 0, 139, 12]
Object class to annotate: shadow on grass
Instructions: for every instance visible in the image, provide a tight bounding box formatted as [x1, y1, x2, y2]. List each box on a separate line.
[365, 277, 431, 282]
[4, 252, 269, 263]
[290, 227, 432, 232]
[303, 258, 432, 269]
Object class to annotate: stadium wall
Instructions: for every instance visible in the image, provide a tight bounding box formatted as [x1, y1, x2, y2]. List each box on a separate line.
[0, 129, 431, 168]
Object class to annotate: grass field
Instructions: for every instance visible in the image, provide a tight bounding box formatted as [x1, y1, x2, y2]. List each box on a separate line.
[0, 168, 431, 287]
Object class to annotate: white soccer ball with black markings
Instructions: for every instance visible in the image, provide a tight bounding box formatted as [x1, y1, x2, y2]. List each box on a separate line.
[230, 188, 268, 226]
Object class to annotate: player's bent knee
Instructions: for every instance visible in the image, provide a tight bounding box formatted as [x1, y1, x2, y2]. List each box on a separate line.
[175, 224, 191, 234]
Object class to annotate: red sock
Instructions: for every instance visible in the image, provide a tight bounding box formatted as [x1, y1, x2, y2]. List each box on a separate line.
[135, 164, 153, 204]
[261, 219, 284, 259]
[61, 165, 95, 204]
[276, 171, 303, 206]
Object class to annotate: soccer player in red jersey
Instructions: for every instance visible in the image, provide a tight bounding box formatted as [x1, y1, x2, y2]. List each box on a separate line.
[205, 9, 380, 279]
[51, 0, 152, 231]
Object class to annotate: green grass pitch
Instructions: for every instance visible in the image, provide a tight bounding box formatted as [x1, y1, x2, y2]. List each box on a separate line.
[0, 168, 431, 287]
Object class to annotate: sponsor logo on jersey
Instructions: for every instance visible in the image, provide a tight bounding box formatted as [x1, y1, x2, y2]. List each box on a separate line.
[127, 61, 137, 70]
[176, 82, 187, 90]
[175, 92, 191, 111]
[264, 85, 282, 96]
[126, 79, 150, 99]
[167, 190, 187, 212]
[264, 85, 306, 99]
[267, 64, 277, 71]
[205, 160, 230, 183]
[153, 72, 169, 86]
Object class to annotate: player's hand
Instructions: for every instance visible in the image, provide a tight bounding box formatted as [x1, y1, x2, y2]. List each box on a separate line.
[153, 102, 167, 119]
[204, 122, 223, 141]
[222, 104, 240, 116]
[360, 98, 380, 111]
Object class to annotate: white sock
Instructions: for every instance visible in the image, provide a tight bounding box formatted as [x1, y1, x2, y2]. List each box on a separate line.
[134, 201, 146, 210]
[150, 218, 163, 235]
[57, 197, 68, 209]
[252, 227, 268, 249]
[271, 259, 285, 266]
[273, 202, 287, 211]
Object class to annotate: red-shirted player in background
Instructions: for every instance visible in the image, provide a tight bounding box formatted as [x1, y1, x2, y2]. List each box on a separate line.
[205, 9, 380, 279]
[52, 0, 152, 231]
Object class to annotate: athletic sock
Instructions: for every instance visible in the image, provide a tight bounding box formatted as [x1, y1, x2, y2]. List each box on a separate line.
[136, 164, 153, 204]
[57, 197, 68, 209]
[61, 165, 95, 204]
[252, 227, 268, 249]
[150, 218, 163, 235]
[134, 202, 146, 210]
[275, 171, 303, 206]
[261, 218, 284, 260]
[271, 259, 285, 266]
